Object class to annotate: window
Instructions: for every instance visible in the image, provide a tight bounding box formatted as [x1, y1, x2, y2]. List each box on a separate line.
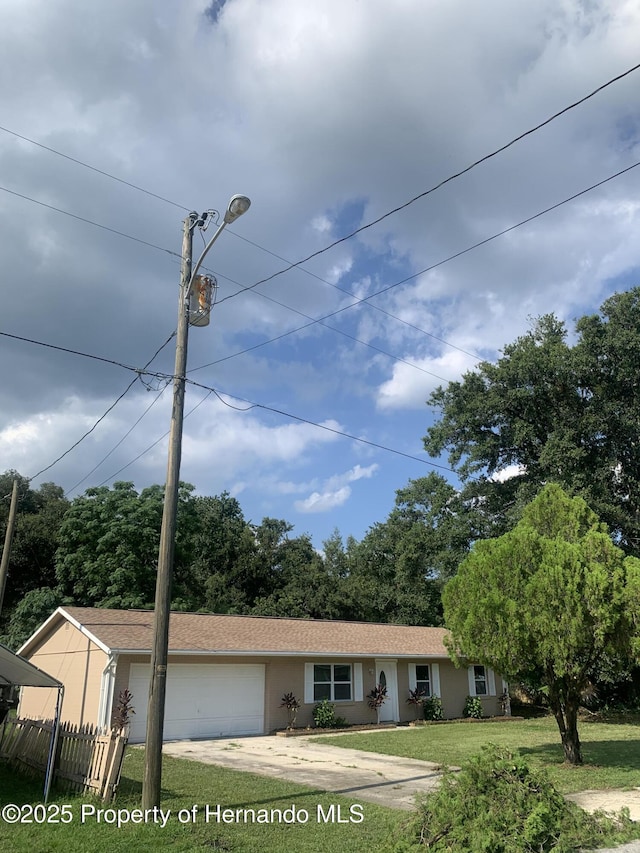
[415, 665, 431, 698]
[473, 665, 487, 696]
[409, 663, 440, 698]
[313, 664, 352, 701]
[467, 664, 496, 696]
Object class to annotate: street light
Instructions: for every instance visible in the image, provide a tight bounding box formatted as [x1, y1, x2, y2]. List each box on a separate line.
[142, 195, 251, 810]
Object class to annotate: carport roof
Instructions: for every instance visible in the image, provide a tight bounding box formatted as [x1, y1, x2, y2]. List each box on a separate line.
[21, 607, 450, 658]
[0, 642, 62, 688]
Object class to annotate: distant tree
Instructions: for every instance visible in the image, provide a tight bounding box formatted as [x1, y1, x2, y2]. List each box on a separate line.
[55, 481, 195, 609]
[424, 288, 640, 553]
[344, 473, 475, 625]
[443, 485, 640, 764]
[1, 587, 63, 650]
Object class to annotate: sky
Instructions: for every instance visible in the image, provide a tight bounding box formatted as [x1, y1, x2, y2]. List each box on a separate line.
[1, 0, 639, 550]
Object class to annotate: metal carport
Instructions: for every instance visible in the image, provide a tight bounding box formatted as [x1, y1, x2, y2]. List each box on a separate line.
[0, 643, 64, 802]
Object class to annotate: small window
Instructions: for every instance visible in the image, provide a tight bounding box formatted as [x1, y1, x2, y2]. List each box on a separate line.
[313, 664, 352, 701]
[415, 664, 431, 697]
[473, 665, 487, 696]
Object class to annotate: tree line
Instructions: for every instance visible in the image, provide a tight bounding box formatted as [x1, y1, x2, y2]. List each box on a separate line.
[0, 470, 468, 649]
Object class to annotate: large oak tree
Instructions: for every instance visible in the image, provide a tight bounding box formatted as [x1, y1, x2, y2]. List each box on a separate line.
[425, 288, 640, 553]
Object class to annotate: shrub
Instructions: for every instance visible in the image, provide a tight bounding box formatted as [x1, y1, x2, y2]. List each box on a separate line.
[407, 688, 425, 720]
[280, 692, 300, 729]
[463, 695, 483, 719]
[367, 683, 388, 723]
[422, 695, 443, 721]
[392, 745, 636, 852]
[112, 689, 135, 729]
[313, 699, 346, 729]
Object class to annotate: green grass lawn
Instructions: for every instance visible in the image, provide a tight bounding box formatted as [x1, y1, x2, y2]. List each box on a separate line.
[0, 748, 403, 853]
[315, 714, 640, 794]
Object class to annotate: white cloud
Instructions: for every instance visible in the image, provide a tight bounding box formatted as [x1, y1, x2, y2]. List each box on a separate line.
[294, 463, 379, 513]
[295, 486, 352, 513]
[491, 464, 526, 482]
[376, 351, 477, 411]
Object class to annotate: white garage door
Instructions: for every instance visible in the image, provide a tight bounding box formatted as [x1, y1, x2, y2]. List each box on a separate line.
[126, 662, 265, 743]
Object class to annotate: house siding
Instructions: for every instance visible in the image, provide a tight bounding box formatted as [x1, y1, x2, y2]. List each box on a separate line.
[18, 620, 108, 727]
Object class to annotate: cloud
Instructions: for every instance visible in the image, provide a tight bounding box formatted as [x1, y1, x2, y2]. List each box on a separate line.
[295, 486, 352, 513]
[294, 463, 379, 513]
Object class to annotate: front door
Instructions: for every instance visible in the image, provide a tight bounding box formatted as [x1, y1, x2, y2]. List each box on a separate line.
[375, 660, 398, 722]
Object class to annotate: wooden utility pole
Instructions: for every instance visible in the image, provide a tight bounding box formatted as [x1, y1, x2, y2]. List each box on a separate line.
[142, 213, 195, 810]
[141, 196, 250, 810]
[0, 479, 19, 616]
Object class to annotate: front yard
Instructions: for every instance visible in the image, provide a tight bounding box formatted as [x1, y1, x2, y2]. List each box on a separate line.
[316, 714, 640, 793]
[0, 748, 403, 853]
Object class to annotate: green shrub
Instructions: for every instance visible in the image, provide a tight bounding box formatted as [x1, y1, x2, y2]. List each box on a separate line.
[313, 699, 346, 728]
[392, 745, 635, 852]
[463, 695, 483, 719]
[422, 695, 443, 721]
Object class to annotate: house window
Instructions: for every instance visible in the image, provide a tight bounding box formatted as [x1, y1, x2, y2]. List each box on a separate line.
[415, 665, 431, 698]
[313, 664, 352, 701]
[473, 665, 487, 696]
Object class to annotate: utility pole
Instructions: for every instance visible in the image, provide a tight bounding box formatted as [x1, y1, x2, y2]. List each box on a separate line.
[142, 212, 196, 810]
[0, 479, 19, 617]
[141, 195, 250, 810]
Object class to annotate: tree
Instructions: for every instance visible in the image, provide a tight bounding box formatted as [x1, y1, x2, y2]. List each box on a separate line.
[55, 481, 197, 609]
[424, 288, 640, 553]
[343, 473, 476, 625]
[443, 484, 640, 764]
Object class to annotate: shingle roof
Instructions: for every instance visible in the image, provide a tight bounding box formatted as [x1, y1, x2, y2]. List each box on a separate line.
[58, 607, 450, 657]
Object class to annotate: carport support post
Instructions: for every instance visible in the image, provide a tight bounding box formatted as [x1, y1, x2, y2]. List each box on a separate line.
[142, 213, 195, 810]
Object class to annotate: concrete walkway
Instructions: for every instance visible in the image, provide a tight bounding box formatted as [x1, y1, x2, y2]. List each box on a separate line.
[162, 732, 447, 810]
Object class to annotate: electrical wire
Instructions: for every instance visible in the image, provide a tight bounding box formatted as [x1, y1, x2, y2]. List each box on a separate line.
[0, 184, 182, 259]
[3, 59, 639, 366]
[215, 60, 640, 305]
[94, 389, 214, 487]
[0, 124, 191, 212]
[27, 331, 176, 482]
[189, 158, 640, 374]
[64, 384, 169, 495]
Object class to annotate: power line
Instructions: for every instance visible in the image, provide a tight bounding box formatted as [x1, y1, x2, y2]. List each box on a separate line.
[0, 124, 191, 212]
[0, 330, 173, 376]
[190, 158, 640, 374]
[215, 60, 640, 304]
[0, 184, 182, 259]
[27, 331, 176, 482]
[94, 389, 214, 487]
[4, 60, 638, 365]
[64, 384, 169, 496]
[183, 378, 461, 475]
[1, 326, 458, 478]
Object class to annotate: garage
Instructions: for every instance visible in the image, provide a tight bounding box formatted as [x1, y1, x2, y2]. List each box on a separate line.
[126, 662, 265, 742]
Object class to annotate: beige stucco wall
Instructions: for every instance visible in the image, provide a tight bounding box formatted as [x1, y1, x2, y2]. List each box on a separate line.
[19, 620, 108, 727]
[112, 653, 505, 733]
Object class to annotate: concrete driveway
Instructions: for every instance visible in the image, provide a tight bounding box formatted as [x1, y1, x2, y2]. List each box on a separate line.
[162, 731, 447, 810]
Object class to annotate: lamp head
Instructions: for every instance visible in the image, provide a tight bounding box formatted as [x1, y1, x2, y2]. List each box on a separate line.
[224, 194, 251, 224]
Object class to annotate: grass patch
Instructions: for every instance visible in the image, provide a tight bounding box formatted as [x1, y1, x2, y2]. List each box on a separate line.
[0, 748, 403, 852]
[314, 715, 640, 793]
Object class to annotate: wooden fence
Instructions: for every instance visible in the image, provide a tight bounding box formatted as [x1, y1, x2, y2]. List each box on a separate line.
[0, 718, 128, 802]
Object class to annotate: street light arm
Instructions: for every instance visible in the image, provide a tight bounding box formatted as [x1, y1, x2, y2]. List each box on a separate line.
[185, 219, 228, 301]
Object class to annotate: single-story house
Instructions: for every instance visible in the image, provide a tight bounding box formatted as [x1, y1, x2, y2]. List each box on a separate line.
[18, 607, 507, 741]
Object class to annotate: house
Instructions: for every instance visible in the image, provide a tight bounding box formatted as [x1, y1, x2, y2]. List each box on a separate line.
[18, 607, 507, 741]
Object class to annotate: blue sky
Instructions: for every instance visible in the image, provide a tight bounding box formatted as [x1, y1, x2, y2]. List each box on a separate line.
[1, 0, 639, 550]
